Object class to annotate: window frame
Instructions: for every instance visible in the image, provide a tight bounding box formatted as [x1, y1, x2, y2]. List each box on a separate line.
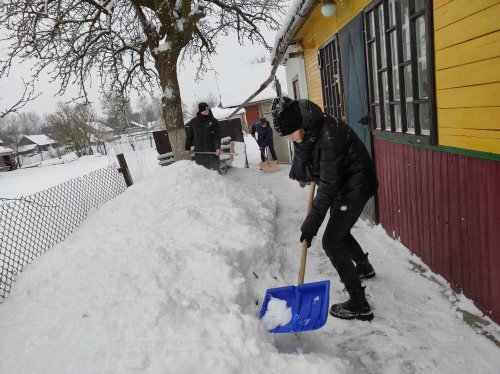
[318, 34, 345, 121]
[364, 0, 437, 145]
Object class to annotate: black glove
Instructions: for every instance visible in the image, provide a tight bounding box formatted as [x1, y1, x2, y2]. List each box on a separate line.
[300, 232, 313, 248]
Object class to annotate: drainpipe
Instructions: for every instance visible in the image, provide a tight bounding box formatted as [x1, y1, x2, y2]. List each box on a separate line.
[227, 0, 317, 119]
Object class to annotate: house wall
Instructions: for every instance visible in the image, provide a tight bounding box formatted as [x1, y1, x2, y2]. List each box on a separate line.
[374, 139, 500, 323]
[244, 104, 260, 131]
[433, 0, 500, 154]
[294, 0, 371, 110]
[284, 48, 309, 100]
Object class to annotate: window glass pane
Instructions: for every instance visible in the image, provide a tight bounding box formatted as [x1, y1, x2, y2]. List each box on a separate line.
[370, 11, 375, 39]
[394, 104, 402, 132]
[415, 0, 425, 12]
[390, 31, 400, 100]
[416, 16, 428, 99]
[375, 106, 381, 130]
[404, 65, 412, 98]
[382, 71, 390, 129]
[371, 43, 379, 102]
[419, 102, 430, 135]
[401, 0, 411, 61]
[388, 0, 396, 27]
[378, 5, 386, 67]
[406, 102, 414, 133]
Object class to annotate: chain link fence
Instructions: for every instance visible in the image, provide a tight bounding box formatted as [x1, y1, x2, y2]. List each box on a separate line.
[0, 164, 127, 301]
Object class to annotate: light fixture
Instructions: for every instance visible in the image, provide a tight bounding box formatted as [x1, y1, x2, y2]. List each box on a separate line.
[321, 0, 337, 17]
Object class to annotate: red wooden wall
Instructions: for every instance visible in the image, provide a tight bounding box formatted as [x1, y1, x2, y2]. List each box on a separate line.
[245, 104, 260, 132]
[374, 139, 500, 323]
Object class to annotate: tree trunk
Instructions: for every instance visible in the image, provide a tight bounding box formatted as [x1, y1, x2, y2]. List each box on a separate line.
[158, 49, 189, 162]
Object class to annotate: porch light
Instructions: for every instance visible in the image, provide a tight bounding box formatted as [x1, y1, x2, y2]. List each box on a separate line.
[321, 0, 337, 17]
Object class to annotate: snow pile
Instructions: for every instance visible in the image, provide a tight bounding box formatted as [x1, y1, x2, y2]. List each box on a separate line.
[261, 297, 292, 330]
[0, 162, 342, 373]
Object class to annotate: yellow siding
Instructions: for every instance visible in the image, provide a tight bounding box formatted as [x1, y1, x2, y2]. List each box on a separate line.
[434, 0, 500, 153]
[435, 31, 500, 70]
[294, 0, 371, 108]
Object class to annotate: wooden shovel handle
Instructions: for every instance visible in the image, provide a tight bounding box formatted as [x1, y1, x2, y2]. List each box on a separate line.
[298, 182, 316, 285]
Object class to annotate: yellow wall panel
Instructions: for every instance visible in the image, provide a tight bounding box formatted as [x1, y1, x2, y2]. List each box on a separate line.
[436, 83, 500, 108]
[435, 56, 500, 89]
[438, 132, 500, 153]
[438, 107, 500, 130]
[434, 0, 454, 9]
[435, 31, 500, 70]
[304, 48, 323, 108]
[434, 0, 500, 30]
[434, 3, 500, 50]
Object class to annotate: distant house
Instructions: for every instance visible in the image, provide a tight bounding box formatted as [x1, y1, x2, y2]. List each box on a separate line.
[217, 62, 290, 163]
[86, 122, 114, 142]
[125, 121, 148, 135]
[16, 135, 58, 155]
[0, 145, 17, 171]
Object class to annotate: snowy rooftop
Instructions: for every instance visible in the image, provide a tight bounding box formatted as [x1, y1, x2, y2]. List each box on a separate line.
[0, 145, 14, 154]
[16, 144, 37, 153]
[218, 62, 288, 108]
[86, 122, 113, 133]
[23, 134, 57, 146]
[211, 106, 246, 120]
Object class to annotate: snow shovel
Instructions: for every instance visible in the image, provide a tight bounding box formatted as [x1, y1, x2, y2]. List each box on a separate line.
[259, 147, 280, 173]
[259, 182, 330, 333]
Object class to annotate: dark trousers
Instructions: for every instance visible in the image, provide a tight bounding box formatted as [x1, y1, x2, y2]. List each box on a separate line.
[260, 146, 277, 162]
[321, 196, 370, 291]
[195, 154, 220, 170]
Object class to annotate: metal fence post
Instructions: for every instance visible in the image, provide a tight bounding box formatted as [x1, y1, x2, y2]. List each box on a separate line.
[116, 153, 133, 187]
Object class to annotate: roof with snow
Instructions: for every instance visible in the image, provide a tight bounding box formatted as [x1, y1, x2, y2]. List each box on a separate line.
[16, 144, 37, 153]
[127, 121, 146, 128]
[86, 122, 113, 133]
[0, 145, 14, 154]
[217, 62, 288, 108]
[271, 0, 316, 65]
[211, 106, 246, 120]
[23, 134, 57, 146]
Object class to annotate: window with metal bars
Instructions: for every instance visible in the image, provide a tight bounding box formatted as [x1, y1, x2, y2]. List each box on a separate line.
[364, 0, 436, 143]
[318, 35, 345, 120]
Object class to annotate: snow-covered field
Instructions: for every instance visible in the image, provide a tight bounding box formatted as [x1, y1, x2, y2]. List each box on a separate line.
[0, 137, 159, 199]
[0, 135, 499, 374]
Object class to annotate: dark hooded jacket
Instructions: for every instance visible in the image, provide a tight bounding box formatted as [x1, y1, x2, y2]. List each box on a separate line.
[294, 99, 379, 237]
[251, 120, 274, 148]
[185, 109, 220, 152]
[185, 109, 221, 168]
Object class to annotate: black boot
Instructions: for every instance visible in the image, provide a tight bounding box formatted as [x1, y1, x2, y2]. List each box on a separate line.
[356, 252, 375, 280]
[329, 286, 373, 321]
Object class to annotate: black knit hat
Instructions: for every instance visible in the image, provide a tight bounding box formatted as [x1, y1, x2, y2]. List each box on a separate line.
[198, 102, 209, 112]
[271, 97, 302, 136]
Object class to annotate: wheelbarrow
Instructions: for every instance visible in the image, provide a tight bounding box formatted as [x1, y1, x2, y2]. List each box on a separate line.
[259, 182, 331, 333]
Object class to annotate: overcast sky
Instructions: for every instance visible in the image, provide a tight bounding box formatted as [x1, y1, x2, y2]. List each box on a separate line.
[0, 26, 277, 118]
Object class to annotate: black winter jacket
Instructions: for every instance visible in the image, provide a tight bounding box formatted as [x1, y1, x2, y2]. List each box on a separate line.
[251, 121, 274, 148]
[295, 99, 379, 237]
[185, 111, 221, 153]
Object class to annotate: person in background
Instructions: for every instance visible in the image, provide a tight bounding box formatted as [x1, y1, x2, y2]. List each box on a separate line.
[185, 102, 221, 171]
[271, 96, 378, 321]
[251, 117, 278, 162]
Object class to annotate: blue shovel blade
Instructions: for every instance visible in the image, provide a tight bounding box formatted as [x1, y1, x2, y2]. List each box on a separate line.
[259, 280, 330, 333]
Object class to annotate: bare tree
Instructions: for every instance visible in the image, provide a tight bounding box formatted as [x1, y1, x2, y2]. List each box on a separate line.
[46, 103, 98, 156]
[0, 80, 40, 119]
[0, 0, 284, 159]
[101, 93, 133, 132]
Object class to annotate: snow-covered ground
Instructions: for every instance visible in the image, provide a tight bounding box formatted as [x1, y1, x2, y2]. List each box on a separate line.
[0, 135, 499, 374]
[0, 137, 159, 199]
[0, 154, 111, 198]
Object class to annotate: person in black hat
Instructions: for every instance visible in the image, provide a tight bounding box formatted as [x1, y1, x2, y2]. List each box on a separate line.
[251, 116, 278, 162]
[184, 102, 221, 170]
[271, 96, 378, 321]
